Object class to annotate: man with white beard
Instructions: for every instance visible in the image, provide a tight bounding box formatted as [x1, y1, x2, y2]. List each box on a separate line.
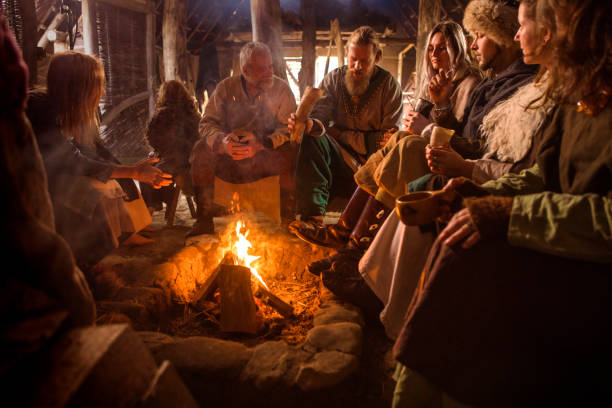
[188, 42, 297, 236]
[288, 26, 402, 229]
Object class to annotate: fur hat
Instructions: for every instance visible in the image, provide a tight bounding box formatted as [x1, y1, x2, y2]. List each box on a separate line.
[463, 0, 520, 49]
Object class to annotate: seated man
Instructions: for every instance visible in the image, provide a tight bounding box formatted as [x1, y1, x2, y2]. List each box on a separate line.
[302, 0, 537, 282]
[188, 42, 297, 236]
[289, 25, 402, 227]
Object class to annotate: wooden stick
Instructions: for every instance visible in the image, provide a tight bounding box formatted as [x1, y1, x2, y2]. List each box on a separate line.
[255, 286, 294, 318]
[190, 253, 234, 307]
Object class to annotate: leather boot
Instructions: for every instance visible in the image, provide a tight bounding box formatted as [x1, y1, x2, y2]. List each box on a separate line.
[307, 196, 391, 276]
[186, 187, 219, 237]
[289, 186, 369, 249]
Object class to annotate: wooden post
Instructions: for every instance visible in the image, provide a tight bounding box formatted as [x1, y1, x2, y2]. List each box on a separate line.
[414, 0, 444, 97]
[81, 0, 99, 56]
[19, 0, 37, 86]
[162, 0, 188, 82]
[218, 265, 258, 334]
[250, 0, 287, 81]
[330, 18, 344, 68]
[146, 0, 156, 119]
[298, 0, 316, 97]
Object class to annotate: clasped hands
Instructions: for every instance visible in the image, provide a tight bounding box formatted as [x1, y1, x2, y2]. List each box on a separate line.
[222, 130, 264, 160]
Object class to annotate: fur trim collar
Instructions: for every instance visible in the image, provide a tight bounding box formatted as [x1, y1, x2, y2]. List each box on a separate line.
[480, 78, 554, 163]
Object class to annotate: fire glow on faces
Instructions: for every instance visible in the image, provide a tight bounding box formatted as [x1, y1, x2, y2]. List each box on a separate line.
[428, 32, 451, 72]
[470, 32, 500, 71]
[514, 2, 548, 65]
[345, 43, 377, 96]
[244, 51, 274, 90]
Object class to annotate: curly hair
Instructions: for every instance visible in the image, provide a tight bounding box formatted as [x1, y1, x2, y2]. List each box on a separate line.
[537, 0, 611, 103]
[155, 80, 199, 114]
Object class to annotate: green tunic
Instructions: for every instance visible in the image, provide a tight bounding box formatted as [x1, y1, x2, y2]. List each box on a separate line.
[481, 102, 612, 262]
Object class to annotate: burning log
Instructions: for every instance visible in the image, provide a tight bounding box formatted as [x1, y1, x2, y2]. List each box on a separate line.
[190, 253, 234, 308]
[255, 286, 294, 318]
[218, 264, 257, 334]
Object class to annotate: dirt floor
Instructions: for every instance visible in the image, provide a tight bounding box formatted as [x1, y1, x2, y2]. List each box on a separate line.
[88, 192, 397, 407]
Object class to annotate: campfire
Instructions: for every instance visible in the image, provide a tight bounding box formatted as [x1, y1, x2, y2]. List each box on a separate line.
[189, 210, 294, 334]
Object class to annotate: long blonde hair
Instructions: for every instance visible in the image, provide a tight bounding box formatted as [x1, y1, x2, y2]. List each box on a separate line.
[419, 21, 480, 98]
[47, 51, 105, 145]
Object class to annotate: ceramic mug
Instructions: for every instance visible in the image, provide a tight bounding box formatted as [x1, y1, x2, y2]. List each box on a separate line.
[430, 125, 455, 146]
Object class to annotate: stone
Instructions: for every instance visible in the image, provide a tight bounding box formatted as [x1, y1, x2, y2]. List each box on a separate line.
[137, 331, 176, 353]
[304, 322, 363, 356]
[240, 341, 297, 390]
[140, 360, 199, 408]
[295, 351, 359, 391]
[313, 304, 365, 328]
[151, 336, 252, 380]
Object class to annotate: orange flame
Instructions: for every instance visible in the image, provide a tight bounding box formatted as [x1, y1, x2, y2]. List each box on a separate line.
[233, 219, 268, 290]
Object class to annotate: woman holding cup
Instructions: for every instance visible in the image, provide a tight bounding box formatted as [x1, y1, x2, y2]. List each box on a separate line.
[402, 21, 482, 135]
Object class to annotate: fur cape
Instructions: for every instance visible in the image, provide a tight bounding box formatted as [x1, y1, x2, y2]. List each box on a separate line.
[480, 77, 554, 163]
[463, 0, 519, 49]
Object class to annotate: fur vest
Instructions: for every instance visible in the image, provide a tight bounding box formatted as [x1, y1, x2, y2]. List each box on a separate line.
[480, 77, 554, 163]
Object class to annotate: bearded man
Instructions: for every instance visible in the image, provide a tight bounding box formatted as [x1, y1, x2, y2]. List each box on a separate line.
[188, 42, 297, 236]
[288, 26, 402, 227]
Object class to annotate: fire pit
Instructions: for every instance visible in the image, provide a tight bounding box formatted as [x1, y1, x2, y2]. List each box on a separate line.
[90, 204, 393, 407]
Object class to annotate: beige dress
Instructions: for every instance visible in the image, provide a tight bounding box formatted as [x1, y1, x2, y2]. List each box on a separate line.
[354, 72, 481, 208]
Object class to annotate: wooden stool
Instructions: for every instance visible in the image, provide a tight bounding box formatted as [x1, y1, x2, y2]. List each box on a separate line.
[213, 175, 281, 223]
[165, 175, 197, 227]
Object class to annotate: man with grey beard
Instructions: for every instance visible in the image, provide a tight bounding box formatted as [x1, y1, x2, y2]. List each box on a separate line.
[188, 42, 297, 236]
[288, 26, 402, 229]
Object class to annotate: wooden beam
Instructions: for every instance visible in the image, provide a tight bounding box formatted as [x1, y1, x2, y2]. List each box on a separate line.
[19, 0, 37, 85]
[146, 0, 156, 118]
[330, 18, 344, 67]
[162, 0, 188, 82]
[298, 0, 316, 97]
[81, 0, 98, 56]
[37, 11, 67, 49]
[101, 91, 150, 126]
[250, 0, 287, 81]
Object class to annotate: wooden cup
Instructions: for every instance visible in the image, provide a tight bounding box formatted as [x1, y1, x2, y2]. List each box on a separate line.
[395, 189, 456, 226]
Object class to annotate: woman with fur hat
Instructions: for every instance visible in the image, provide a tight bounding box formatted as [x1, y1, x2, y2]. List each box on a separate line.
[392, 0, 612, 405]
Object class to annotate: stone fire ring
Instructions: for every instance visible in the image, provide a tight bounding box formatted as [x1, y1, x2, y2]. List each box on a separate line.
[140, 236, 366, 396]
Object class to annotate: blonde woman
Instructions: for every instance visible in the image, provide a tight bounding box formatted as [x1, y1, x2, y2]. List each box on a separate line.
[27, 51, 172, 268]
